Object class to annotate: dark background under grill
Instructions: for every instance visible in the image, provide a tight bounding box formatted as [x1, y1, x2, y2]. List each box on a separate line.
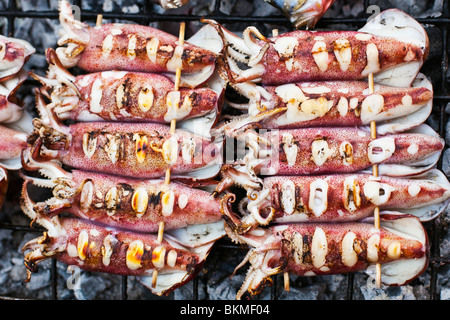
[0, 0, 448, 300]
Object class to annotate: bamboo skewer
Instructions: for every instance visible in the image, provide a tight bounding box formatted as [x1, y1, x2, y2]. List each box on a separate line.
[96, 14, 103, 26]
[368, 73, 382, 289]
[152, 22, 186, 288]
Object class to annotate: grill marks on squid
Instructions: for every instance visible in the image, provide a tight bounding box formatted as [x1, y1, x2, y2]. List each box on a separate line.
[270, 178, 398, 218]
[79, 177, 187, 220]
[268, 32, 424, 84]
[82, 129, 164, 164]
[70, 223, 194, 272]
[98, 32, 213, 71]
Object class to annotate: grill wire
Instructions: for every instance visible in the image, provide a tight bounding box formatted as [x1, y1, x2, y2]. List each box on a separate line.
[0, 0, 448, 300]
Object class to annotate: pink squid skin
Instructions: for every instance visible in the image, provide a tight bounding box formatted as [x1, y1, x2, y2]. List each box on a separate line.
[29, 121, 221, 179]
[265, 173, 450, 222]
[72, 23, 216, 76]
[25, 170, 222, 233]
[59, 70, 221, 123]
[259, 81, 433, 129]
[258, 30, 427, 86]
[22, 217, 202, 279]
[0, 124, 27, 160]
[0, 35, 35, 81]
[257, 127, 444, 176]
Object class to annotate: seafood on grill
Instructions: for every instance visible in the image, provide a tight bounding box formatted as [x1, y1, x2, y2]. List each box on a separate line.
[264, 0, 337, 29]
[218, 168, 450, 233]
[0, 34, 35, 81]
[27, 96, 223, 180]
[214, 124, 444, 186]
[227, 214, 429, 299]
[57, 0, 220, 88]
[20, 150, 223, 233]
[31, 48, 224, 124]
[211, 8, 428, 87]
[226, 73, 433, 134]
[20, 210, 225, 296]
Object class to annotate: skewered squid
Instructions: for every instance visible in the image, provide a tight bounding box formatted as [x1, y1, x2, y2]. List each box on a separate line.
[21, 211, 225, 296]
[20, 149, 222, 233]
[227, 214, 428, 299]
[211, 9, 428, 87]
[57, 0, 219, 88]
[31, 48, 223, 124]
[218, 168, 450, 233]
[216, 124, 444, 185]
[264, 0, 337, 29]
[28, 87, 223, 180]
[27, 96, 223, 180]
[226, 73, 433, 134]
[0, 34, 35, 81]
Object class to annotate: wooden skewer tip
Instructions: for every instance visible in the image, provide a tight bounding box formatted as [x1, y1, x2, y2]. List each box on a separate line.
[96, 14, 103, 26]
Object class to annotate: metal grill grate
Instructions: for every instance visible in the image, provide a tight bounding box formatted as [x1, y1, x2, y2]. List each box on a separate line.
[0, 0, 448, 300]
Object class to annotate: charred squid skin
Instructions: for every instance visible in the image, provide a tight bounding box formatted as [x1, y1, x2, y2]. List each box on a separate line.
[33, 48, 221, 124]
[27, 116, 222, 180]
[217, 168, 450, 231]
[219, 9, 428, 88]
[260, 29, 426, 85]
[264, 171, 450, 223]
[57, 0, 217, 88]
[21, 161, 223, 233]
[21, 216, 205, 295]
[252, 125, 444, 177]
[230, 76, 434, 131]
[232, 214, 429, 299]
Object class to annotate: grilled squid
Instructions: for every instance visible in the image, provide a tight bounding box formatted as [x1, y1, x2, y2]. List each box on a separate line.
[227, 214, 429, 299]
[219, 124, 444, 183]
[28, 93, 222, 180]
[20, 152, 222, 233]
[227, 73, 433, 134]
[212, 9, 428, 87]
[20, 213, 224, 296]
[218, 169, 450, 232]
[32, 48, 223, 124]
[57, 0, 218, 88]
[0, 34, 35, 81]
